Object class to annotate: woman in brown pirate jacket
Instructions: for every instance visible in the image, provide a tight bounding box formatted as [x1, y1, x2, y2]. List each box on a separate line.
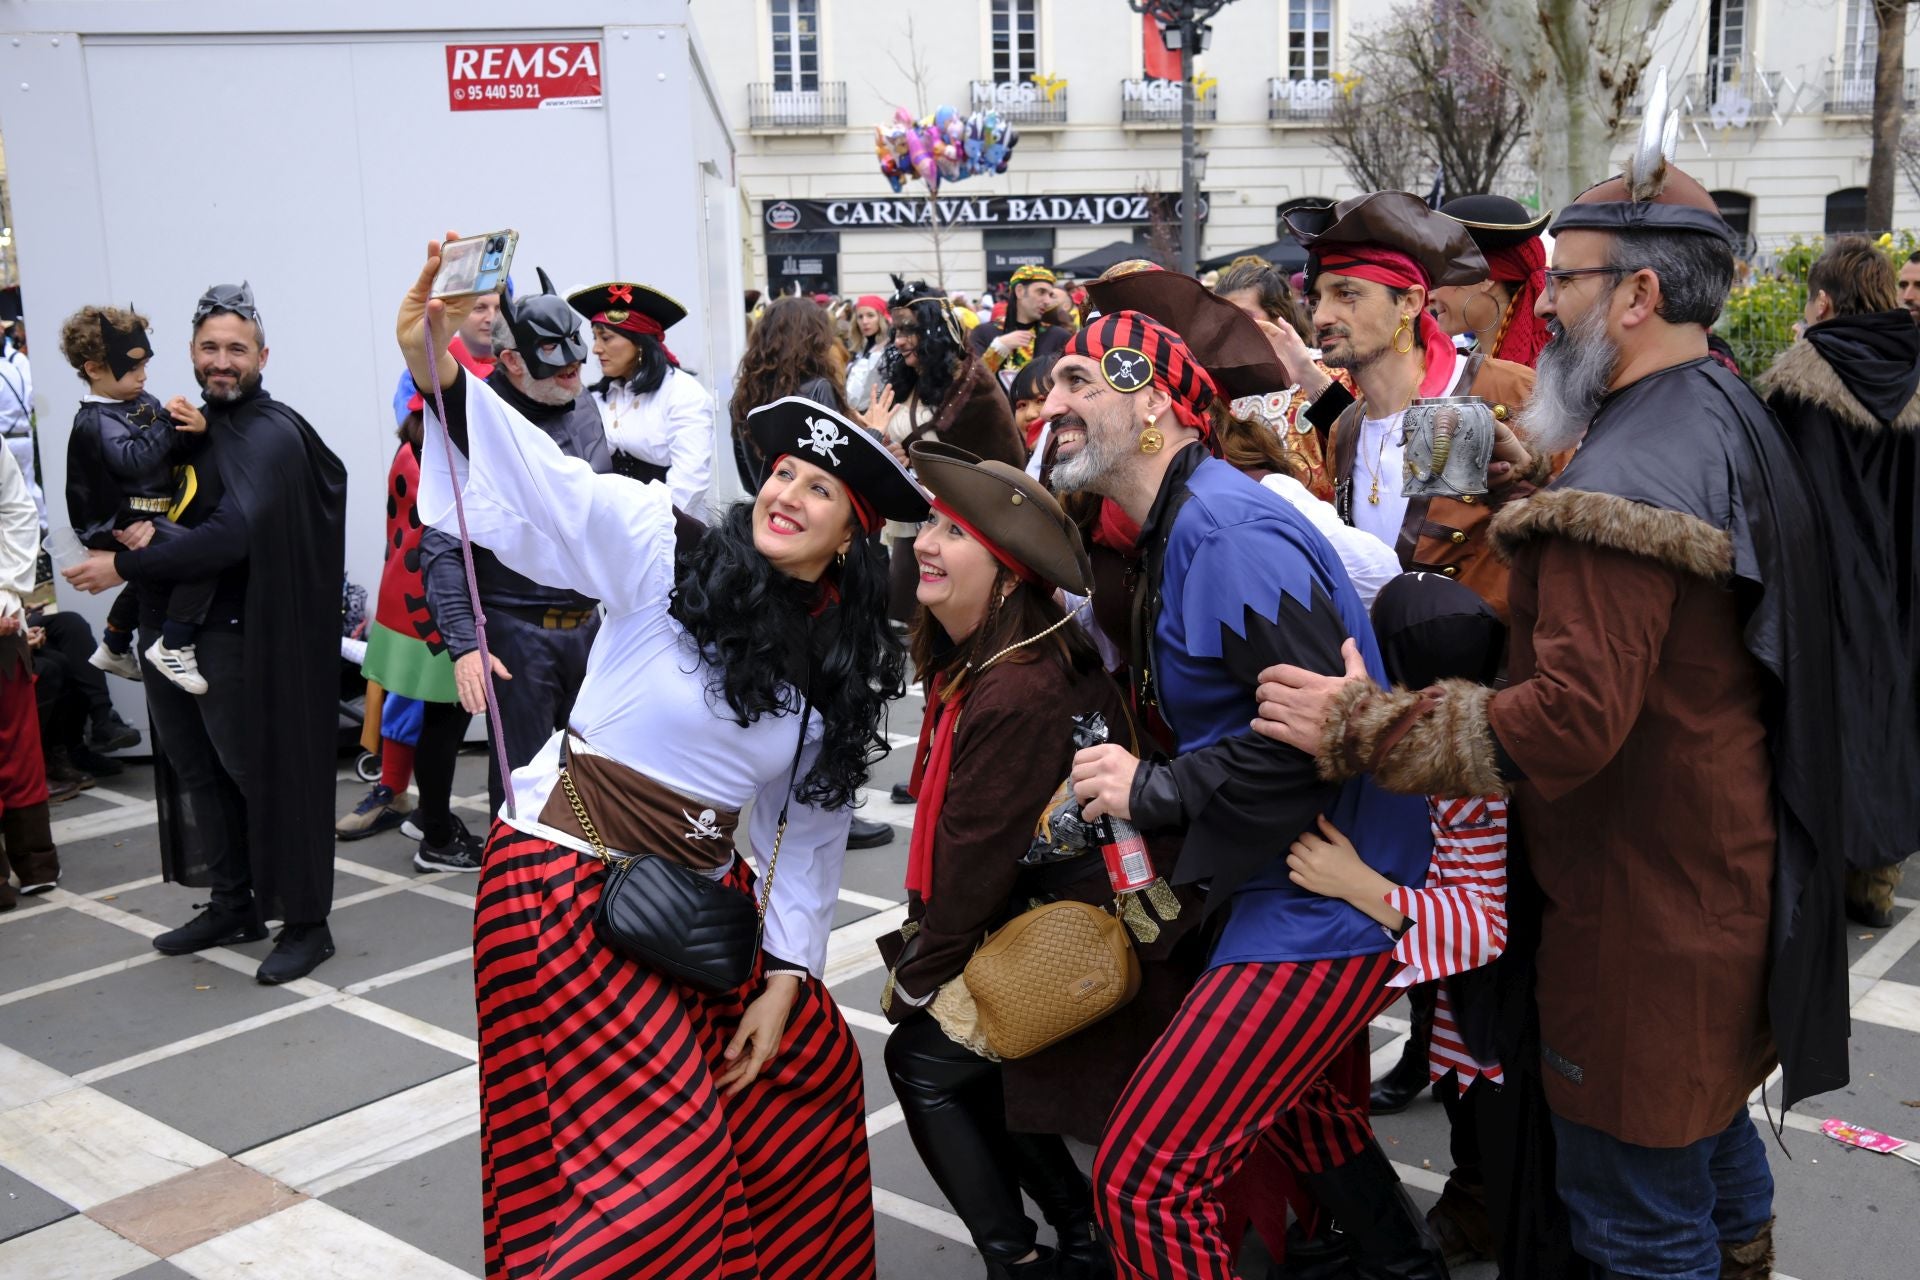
[877, 444, 1199, 1280]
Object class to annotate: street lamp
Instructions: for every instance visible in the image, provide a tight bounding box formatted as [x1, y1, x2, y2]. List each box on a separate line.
[1129, 0, 1234, 274]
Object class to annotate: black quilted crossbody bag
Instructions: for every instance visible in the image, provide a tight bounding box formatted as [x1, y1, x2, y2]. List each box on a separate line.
[569, 698, 811, 993]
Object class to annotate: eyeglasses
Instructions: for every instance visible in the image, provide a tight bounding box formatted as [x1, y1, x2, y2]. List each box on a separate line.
[1542, 266, 1632, 302]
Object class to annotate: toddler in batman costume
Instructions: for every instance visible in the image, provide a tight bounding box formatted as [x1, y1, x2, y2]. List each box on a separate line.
[60, 306, 216, 694]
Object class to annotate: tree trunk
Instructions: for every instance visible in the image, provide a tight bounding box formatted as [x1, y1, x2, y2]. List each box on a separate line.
[1867, 0, 1908, 233]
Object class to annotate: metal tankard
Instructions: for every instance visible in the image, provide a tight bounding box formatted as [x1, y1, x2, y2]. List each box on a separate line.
[1402, 396, 1495, 499]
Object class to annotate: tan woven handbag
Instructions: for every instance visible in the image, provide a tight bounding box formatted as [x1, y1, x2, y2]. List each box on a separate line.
[962, 899, 1140, 1060]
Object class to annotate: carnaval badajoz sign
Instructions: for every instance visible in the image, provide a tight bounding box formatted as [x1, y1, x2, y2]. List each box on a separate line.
[763, 192, 1211, 234]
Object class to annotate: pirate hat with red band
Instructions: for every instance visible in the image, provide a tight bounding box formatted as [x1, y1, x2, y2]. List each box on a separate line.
[566, 282, 688, 365]
[747, 396, 929, 530]
[1062, 311, 1219, 436]
[911, 442, 1093, 595]
[1286, 191, 1487, 289]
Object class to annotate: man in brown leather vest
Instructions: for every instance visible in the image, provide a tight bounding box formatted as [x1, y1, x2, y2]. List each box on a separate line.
[1284, 193, 1540, 620]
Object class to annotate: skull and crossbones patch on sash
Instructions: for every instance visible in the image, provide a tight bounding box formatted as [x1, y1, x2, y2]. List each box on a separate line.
[1100, 346, 1153, 393]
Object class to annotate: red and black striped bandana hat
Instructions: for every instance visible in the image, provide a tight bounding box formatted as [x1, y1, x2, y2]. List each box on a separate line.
[1062, 310, 1219, 437]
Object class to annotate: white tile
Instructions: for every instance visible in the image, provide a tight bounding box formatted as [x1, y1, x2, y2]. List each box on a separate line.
[0, 1213, 160, 1280]
[840, 1004, 893, 1035]
[838, 887, 900, 911]
[238, 1066, 480, 1198]
[865, 1101, 904, 1141]
[1852, 979, 1920, 1035]
[872, 1186, 972, 1246]
[72, 997, 332, 1086]
[0, 1042, 79, 1113]
[49, 801, 159, 846]
[1370, 1030, 1411, 1076]
[855, 788, 917, 831]
[0, 1086, 222, 1208]
[1851, 904, 1920, 983]
[170, 1198, 476, 1280]
[333, 995, 479, 1061]
[826, 902, 907, 986]
[339, 948, 471, 996]
[0, 951, 166, 1009]
[1391, 1159, 1448, 1194]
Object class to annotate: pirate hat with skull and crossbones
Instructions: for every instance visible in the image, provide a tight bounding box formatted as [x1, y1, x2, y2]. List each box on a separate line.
[746, 396, 930, 530]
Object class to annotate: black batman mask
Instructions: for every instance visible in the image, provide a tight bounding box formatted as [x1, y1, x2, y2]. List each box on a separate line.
[499, 267, 588, 380]
[101, 310, 152, 380]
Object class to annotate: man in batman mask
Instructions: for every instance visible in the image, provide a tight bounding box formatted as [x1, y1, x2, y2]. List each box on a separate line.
[63, 283, 348, 984]
[418, 267, 612, 848]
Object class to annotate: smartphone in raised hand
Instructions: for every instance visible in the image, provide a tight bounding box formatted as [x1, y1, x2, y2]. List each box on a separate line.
[431, 230, 519, 299]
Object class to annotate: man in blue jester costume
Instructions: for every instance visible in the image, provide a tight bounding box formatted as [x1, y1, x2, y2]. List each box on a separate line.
[1052, 310, 1445, 1280]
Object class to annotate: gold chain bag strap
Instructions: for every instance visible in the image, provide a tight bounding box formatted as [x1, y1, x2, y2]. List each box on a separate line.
[579, 696, 809, 993]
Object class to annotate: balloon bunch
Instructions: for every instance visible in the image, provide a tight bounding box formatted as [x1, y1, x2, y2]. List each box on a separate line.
[874, 105, 1019, 194]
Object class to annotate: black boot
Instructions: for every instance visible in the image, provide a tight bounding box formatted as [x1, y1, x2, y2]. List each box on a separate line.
[1007, 1131, 1110, 1280]
[257, 922, 335, 984]
[847, 816, 893, 849]
[154, 901, 267, 955]
[1298, 1142, 1450, 1280]
[985, 1246, 1064, 1279]
[891, 782, 916, 805]
[1371, 983, 1437, 1115]
[89, 710, 142, 752]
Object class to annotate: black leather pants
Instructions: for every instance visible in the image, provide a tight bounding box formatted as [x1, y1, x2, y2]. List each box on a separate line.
[885, 1012, 1094, 1262]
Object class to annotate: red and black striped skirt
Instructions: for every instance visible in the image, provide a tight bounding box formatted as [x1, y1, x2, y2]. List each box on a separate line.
[474, 825, 876, 1280]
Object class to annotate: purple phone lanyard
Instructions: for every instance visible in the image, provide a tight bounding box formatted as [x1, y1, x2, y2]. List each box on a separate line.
[422, 313, 517, 818]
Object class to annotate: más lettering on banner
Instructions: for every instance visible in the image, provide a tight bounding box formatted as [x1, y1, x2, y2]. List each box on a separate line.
[446, 42, 603, 111]
[763, 192, 1210, 233]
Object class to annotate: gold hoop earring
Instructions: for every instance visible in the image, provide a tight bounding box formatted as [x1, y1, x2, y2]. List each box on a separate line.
[1463, 288, 1501, 337]
[1392, 316, 1415, 354]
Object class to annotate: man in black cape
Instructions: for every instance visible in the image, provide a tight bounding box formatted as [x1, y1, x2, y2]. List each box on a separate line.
[1757, 236, 1920, 927]
[65, 283, 347, 983]
[1253, 154, 1850, 1278]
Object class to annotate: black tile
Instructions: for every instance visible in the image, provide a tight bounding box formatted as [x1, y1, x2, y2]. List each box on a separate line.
[322, 1131, 483, 1276]
[0, 1164, 73, 1243]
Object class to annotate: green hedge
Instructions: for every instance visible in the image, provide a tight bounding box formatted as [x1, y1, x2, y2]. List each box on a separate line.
[1719, 231, 1920, 376]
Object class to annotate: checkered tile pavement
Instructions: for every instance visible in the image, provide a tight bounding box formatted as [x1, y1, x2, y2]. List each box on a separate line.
[1, 687, 1915, 1278]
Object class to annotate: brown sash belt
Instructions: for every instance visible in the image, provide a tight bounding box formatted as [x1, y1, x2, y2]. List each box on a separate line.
[538, 737, 739, 870]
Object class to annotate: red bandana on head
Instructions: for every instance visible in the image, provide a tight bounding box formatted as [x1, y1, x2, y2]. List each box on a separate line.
[1313, 244, 1459, 398]
[590, 288, 680, 367]
[1481, 238, 1551, 368]
[1061, 311, 1219, 438]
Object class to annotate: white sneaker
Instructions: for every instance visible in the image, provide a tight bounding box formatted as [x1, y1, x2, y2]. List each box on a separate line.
[89, 641, 143, 681]
[144, 638, 209, 695]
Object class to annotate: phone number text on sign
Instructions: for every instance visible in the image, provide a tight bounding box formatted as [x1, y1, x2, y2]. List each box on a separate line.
[446, 42, 603, 112]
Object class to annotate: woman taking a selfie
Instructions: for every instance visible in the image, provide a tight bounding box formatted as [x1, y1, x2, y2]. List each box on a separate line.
[398, 238, 926, 1280]
[877, 444, 1196, 1280]
[568, 281, 715, 516]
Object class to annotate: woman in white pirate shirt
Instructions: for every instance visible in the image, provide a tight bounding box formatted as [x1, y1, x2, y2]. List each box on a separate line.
[396, 237, 928, 1280]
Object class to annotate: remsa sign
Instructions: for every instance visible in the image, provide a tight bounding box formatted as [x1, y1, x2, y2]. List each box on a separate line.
[446, 42, 603, 111]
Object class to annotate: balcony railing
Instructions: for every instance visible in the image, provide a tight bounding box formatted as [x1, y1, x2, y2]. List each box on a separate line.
[1120, 78, 1219, 127]
[1680, 70, 1788, 120]
[748, 81, 847, 131]
[1823, 68, 1920, 116]
[1268, 76, 1337, 123]
[968, 79, 1069, 127]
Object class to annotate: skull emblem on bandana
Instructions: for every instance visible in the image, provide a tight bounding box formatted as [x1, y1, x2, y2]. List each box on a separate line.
[1101, 346, 1153, 394]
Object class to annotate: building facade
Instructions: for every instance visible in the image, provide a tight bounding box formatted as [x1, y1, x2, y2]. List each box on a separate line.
[695, 0, 1920, 297]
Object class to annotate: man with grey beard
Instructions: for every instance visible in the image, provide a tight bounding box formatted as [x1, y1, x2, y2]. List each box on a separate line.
[1254, 162, 1850, 1279]
[418, 267, 612, 827]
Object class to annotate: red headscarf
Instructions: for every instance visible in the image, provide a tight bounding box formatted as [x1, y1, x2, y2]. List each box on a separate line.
[1482, 238, 1551, 368]
[587, 285, 680, 367]
[1313, 245, 1459, 399]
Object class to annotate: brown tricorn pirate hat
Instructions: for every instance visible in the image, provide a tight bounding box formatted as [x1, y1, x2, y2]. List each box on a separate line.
[1084, 261, 1292, 399]
[1285, 190, 1489, 288]
[910, 442, 1093, 596]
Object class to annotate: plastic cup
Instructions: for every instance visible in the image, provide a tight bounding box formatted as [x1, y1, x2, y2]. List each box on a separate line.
[44, 527, 89, 572]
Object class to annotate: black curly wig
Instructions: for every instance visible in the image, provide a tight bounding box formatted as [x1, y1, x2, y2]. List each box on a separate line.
[886, 296, 967, 410]
[669, 503, 904, 810]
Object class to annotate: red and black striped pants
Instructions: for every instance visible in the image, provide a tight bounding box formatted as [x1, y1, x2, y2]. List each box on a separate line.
[1093, 952, 1398, 1280]
[474, 826, 876, 1280]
